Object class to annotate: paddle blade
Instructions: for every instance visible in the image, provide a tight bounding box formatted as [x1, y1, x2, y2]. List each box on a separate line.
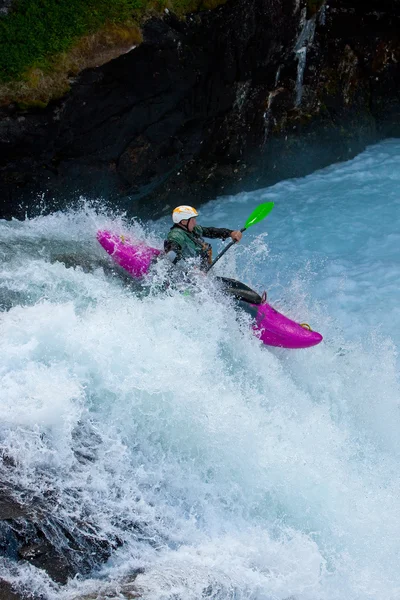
[245, 202, 274, 229]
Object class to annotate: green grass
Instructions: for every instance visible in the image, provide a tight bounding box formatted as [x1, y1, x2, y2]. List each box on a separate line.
[0, 0, 224, 84]
[0, 1, 138, 81]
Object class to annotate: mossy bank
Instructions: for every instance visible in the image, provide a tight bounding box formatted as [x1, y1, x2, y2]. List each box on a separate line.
[0, 0, 227, 105]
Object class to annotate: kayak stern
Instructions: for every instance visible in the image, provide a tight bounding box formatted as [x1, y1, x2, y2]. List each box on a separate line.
[254, 302, 323, 349]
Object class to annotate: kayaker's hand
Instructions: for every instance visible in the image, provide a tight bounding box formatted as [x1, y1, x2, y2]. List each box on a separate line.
[230, 230, 242, 243]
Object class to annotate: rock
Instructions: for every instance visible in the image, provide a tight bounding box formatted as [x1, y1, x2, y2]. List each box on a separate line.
[0, 577, 45, 600]
[0, 495, 27, 521]
[0, 476, 115, 585]
[0, 423, 131, 586]
[0, 579, 26, 600]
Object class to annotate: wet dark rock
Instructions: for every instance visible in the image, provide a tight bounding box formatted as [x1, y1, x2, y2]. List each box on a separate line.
[0, 468, 116, 584]
[0, 579, 25, 600]
[0, 485, 136, 587]
[1, 0, 400, 220]
[0, 490, 73, 585]
[0, 494, 26, 521]
[0, 422, 149, 587]
[0, 576, 46, 600]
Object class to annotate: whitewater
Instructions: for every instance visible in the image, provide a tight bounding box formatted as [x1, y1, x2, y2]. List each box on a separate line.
[0, 139, 399, 600]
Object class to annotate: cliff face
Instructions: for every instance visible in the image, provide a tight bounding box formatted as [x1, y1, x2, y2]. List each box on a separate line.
[0, 0, 399, 220]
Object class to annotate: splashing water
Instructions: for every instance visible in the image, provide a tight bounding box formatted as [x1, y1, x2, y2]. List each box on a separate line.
[0, 140, 399, 600]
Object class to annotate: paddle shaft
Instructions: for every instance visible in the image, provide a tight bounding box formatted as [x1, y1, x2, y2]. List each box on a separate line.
[205, 227, 246, 273]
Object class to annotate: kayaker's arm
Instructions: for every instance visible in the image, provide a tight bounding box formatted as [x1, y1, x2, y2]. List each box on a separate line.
[202, 227, 242, 242]
[201, 227, 233, 240]
[164, 239, 183, 264]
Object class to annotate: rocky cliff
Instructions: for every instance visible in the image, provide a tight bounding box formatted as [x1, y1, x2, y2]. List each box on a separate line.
[1, 0, 399, 220]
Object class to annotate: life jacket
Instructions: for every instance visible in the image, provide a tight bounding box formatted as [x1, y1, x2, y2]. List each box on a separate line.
[167, 224, 212, 268]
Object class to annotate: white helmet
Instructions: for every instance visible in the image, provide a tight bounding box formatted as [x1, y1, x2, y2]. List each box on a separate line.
[172, 205, 199, 224]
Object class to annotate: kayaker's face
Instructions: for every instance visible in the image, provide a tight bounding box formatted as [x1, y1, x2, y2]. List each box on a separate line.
[181, 217, 196, 232]
[188, 217, 196, 231]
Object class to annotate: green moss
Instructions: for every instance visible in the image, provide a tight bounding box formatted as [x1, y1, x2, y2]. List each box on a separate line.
[16, 99, 48, 110]
[0, 0, 226, 84]
[321, 68, 340, 96]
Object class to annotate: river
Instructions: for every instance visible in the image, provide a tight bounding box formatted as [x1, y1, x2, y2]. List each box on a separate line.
[0, 139, 399, 599]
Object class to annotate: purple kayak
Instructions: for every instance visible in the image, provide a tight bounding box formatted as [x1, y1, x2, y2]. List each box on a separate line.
[97, 230, 161, 277]
[97, 230, 322, 349]
[254, 302, 322, 349]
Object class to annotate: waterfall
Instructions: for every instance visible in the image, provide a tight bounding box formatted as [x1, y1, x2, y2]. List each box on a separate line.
[294, 9, 317, 107]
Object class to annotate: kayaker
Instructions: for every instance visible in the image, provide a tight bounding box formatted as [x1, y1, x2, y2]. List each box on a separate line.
[164, 205, 242, 270]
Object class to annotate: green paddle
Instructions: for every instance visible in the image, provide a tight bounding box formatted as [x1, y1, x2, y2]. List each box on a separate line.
[205, 202, 274, 273]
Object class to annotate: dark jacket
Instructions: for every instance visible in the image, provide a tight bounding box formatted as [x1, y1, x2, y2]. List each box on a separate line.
[164, 224, 233, 269]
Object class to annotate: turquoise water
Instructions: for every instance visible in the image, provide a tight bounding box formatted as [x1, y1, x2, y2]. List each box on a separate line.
[0, 140, 399, 599]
